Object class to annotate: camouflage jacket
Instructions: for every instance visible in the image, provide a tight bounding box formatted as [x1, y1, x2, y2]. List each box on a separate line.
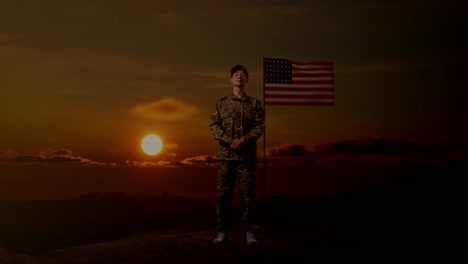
[210, 94, 265, 161]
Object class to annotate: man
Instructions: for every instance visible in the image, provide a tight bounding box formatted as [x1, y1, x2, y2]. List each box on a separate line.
[210, 64, 265, 245]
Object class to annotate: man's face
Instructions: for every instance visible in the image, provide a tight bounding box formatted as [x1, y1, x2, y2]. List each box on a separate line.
[230, 70, 248, 87]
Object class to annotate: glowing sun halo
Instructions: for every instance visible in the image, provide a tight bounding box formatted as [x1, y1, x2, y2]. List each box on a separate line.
[141, 134, 163, 155]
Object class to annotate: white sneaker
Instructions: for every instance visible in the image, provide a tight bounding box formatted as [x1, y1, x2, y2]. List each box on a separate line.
[213, 232, 227, 244]
[246, 231, 258, 245]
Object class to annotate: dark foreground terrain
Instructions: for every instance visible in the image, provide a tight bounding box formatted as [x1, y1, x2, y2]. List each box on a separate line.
[1, 159, 467, 263]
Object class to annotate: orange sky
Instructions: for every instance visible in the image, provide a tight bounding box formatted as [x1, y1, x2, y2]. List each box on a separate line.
[1, 0, 467, 167]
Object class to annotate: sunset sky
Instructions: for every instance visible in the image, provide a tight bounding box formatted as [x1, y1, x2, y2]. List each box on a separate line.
[1, 0, 467, 167]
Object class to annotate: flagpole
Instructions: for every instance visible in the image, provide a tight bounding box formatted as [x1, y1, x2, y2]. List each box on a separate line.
[262, 57, 267, 202]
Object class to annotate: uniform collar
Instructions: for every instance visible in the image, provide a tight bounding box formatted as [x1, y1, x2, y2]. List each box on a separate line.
[228, 93, 248, 101]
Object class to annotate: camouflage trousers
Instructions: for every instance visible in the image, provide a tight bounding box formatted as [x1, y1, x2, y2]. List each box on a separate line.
[216, 160, 257, 232]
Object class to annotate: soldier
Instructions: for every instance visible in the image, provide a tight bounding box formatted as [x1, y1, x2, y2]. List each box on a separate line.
[210, 64, 265, 245]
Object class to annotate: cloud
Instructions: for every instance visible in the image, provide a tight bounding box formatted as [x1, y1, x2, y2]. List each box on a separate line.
[267, 144, 316, 158]
[130, 97, 199, 121]
[125, 160, 182, 168]
[0, 148, 20, 160]
[315, 138, 468, 156]
[6, 148, 116, 167]
[181, 155, 216, 167]
[262, 139, 468, 168]
[125, 154, 216, 168]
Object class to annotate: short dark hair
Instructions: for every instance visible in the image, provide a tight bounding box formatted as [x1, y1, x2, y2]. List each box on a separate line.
[230, 64, 249, 80]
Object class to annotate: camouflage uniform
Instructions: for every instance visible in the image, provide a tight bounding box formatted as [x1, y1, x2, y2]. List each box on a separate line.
[210, 94, 265, 232]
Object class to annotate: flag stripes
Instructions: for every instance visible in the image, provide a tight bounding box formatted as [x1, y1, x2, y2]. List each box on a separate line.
[264, 58, 335, 106]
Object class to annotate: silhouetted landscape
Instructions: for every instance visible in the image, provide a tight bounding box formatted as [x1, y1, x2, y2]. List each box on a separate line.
[1, 150, 467, 263]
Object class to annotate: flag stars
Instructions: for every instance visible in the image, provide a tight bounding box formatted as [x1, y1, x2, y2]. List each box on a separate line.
[264, 58, 292, 83]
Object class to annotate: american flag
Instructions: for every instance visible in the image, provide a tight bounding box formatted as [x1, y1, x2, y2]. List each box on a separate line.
[263, 58, 334, 106]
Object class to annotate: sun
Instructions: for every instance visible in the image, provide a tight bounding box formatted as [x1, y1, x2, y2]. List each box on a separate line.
[141, 134, 163, 156]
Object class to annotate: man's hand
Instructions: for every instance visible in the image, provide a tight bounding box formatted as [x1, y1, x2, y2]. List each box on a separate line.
[230, 138, 243, 150]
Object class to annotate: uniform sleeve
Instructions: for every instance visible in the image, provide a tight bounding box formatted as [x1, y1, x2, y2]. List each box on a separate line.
[242, 100, 265, 143]
[210, 101, 233, 144]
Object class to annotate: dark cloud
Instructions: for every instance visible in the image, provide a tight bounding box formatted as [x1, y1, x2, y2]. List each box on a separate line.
[10, 155, 42, 163]
[265, 139, 468, 160]
[44, 156, 82, 163]
[8, 149, 115, 167]
[10, 149, 84, 164]
[0, 148, 20, 160]
[316, 138, 468, 156]
[267, 144, 316, 158]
